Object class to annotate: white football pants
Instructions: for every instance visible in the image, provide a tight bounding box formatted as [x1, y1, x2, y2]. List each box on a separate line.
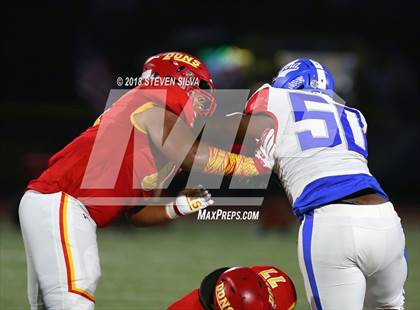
[298, 202, 407, 310]
[19, 190, 101, 310]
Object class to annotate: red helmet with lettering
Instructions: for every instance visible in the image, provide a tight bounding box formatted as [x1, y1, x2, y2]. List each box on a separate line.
[142, 51, 216, 119]
[250, 266, 297, 310]
[212, 267, 276, 310]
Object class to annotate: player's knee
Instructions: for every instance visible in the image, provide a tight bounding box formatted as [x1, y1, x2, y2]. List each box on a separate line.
[91, 267, 101, 285]
[85, 262, 102, 294]
[364, 295, 405, 310]
[83, 245, 102, 288]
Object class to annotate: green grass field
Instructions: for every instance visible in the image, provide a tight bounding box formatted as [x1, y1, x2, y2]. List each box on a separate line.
[1, 219, 419, 309]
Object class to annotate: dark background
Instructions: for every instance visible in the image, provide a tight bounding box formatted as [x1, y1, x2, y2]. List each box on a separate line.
[3, 0, 419, 220]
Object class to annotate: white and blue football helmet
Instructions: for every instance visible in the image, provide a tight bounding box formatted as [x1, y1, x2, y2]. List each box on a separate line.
[272, 58, 334, 96]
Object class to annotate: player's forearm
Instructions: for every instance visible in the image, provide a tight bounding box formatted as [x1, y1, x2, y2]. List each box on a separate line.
[204, 146, 265, 176]
[128, 188, 214, 226]
[138, 106, 270, 176]
[184, 143, 263, 176]
[127, 205, 170, 227]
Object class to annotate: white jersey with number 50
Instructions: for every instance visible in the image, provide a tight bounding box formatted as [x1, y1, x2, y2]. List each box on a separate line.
[246, 84, 387, 219]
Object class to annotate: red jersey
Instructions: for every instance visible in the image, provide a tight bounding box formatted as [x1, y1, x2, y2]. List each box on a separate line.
[167, 265, 296, 310]
[28, 86, 192, 227]
[168, 289, 203, 310]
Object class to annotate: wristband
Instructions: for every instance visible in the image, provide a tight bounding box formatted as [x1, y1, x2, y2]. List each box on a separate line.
[165, 202, 182, 220]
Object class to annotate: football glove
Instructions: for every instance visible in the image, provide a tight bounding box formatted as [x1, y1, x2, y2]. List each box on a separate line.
[165, 185, 214, 219]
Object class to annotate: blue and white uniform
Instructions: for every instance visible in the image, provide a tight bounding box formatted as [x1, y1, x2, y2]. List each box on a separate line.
[246, 81, 407, 310]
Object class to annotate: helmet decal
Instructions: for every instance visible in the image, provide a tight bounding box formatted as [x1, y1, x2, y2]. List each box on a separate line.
[287, 75, 305, 89]
[214, 281, 234, 309]
[162, 52, 202, 68]
[277, 60, 301, 78]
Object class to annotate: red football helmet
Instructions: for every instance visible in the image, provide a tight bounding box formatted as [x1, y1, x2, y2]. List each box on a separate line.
[251, 265, 297, 310]
[142, 51, 216, 118]
[213, 267, 276, 310]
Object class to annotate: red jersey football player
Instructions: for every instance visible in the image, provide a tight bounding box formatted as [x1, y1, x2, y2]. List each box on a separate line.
[168, 265, 297, 310]
[18, 52, 276, 309]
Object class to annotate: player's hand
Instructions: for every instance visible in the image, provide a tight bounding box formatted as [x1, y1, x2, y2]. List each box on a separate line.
[165, 185, 214, 219]
[254, 128, 276, 173]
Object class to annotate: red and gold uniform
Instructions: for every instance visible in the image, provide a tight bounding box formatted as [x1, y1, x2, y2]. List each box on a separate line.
[27, 85, 190, 227]
[168, 265, 297, 310]
[19, 84, 194, 308]
[18, 51, 229, 309]
[18, 51, 271, 309]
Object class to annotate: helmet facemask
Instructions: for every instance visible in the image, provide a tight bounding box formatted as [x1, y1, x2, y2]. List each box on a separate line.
[175, 66, 216, 118]
[189, 81, 216, 117]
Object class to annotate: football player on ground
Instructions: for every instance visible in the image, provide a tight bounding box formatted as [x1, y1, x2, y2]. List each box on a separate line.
[207, 58, 407, 310]
[167, 265, 297, 310]
[19, 52, 275, 309]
